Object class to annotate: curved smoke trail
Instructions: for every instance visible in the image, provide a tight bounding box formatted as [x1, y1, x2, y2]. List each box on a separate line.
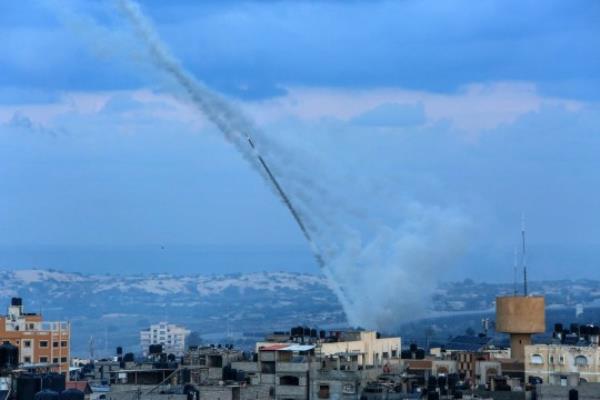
[117, 0, 355, 319]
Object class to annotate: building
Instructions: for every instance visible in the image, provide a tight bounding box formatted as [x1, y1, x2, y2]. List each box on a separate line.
[525, 324, 600, 385]
[0, 297, 70, 376]
[140, 322, 190, 356]
[257, 328, 401, 367]
[234, 341, 389, 400]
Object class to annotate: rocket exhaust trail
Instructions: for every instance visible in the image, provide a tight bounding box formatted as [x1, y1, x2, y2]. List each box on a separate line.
[246, 136, 326, 268]
[115, 1, 357, 307]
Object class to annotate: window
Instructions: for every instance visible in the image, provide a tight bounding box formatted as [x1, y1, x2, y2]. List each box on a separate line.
[61, 341, 67, 347]
[318, 385, 330, 399]
[530, 354, 544, 365]
[53, 341, 59, 348]
[382, 352, 389, 359]
[391, 350, 398, 357]
[279, 376, 300, 386]
[575, 355, 588, 367]
[40, 357, 48, 363]
[23, 340, 31, 348]
[60, 357, 67, 363]
[24, 356, 31, 363]
[559, 355, 565, 364]
[53, 358, 59, 363]
[550, 356, 554, 364]
[28, 323, 35, 330]
[342, 384, 355, 394]
[39, 341, 48, 348]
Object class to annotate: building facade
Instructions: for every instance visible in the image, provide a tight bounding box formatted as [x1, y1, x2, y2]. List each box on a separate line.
[0, 297, 71, 376]
[525, 343, 600, 384]
[140, 322, 190, 356]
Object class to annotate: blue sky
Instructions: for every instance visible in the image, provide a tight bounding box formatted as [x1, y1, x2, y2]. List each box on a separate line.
[1, 1, 599, 280]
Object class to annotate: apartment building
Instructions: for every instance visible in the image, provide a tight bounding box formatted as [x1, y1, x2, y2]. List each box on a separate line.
[0, 297, 71, 376]
[525, 343, 600, 384]
[525, 323, 600, 385]
[257, 329, 401, 367]
[140, 321, 190, 356]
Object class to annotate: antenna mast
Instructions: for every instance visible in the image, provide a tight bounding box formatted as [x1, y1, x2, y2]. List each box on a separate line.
[513, 247, 518, 296]
[521, 215, 528, 296]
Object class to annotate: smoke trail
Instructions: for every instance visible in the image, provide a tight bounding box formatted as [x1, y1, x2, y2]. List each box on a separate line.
[117, 0, 355, 316]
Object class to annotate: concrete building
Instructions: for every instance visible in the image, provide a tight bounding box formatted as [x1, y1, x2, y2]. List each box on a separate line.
[0, 297, 71, 376]
[525, 343, 600, 384]
[257, 329, 401, 367]
[234, 342, 389, 400]
[140, 322, 190, 356]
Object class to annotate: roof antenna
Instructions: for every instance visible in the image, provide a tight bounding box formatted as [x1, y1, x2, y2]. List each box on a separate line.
[513, 247, 518, 296]
[521, 214, 528, 296]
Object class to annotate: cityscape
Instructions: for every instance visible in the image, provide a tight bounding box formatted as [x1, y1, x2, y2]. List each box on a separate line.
[1, 1, 599, 400]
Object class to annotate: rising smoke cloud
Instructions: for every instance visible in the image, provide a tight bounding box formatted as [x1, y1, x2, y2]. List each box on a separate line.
[113, 0, 470, 330]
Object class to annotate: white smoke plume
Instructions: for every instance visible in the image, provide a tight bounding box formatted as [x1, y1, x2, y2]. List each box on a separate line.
[110, 0, 470, 330]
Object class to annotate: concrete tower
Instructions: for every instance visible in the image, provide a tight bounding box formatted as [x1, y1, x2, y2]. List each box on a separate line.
[495, 296, 545, 362]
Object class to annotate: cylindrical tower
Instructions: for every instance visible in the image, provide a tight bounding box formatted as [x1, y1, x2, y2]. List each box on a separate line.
[495, 296, 545, 362]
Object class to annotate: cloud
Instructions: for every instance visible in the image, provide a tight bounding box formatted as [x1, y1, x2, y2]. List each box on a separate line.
[0, 1, 598, 100]
[243, 82, 582, 133]
[351, 103, 426, 127]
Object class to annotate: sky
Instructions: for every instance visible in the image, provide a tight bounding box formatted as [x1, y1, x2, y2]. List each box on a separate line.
[1, 0, 600, 281]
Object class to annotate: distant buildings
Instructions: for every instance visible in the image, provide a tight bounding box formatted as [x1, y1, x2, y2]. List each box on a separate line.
[0, 297, 71, 376]
[140, 321, 190, 356]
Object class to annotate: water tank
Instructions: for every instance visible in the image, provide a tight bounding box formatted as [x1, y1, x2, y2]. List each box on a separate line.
[409, 343, 418, 352]
[554, 323, 563, 333]
[11, 297, 23, 306]
[59, 389, 84, 400]
[592, 326, 600, 336]
[438, 376, 447, 388]
[236, 370, 246, 382]
[34, 389, 59, 400]
[400, 350, 412, 359]
[427, 391, 440, 400]
[310, 329, 317, 338]
[319, 330, 326, 339]
[149, 344, 162, 355]
[496, 296, 545, 333]
[303, 327, 311, 336]
[17, 375, 41, 400]
[571, 324, 580, 335]
[0, 342, 19, 369]
[123, 353, 134, 362]
[43, 373, 66, 393]
[116, 346, 123, 355]
[447, 373, 458, 389]
[416, 349, 425, 359]
[428, 376, 438, 388]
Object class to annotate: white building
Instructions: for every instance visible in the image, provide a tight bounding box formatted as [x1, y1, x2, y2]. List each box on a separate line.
[140, 322, 190, 356]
